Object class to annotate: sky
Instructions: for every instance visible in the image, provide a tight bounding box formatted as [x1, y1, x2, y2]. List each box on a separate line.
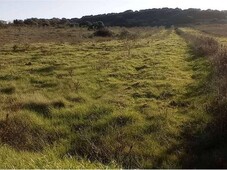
[1, 0, 227, 21]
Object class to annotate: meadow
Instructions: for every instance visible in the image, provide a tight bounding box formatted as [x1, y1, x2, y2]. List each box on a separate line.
[0, 25, 226, 168]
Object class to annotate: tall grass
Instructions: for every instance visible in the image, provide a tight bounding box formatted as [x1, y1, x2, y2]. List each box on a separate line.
[176, 28, 227, 168]
[175, 28, 219, 57]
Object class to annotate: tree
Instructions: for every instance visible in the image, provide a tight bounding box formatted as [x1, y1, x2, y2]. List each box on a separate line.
[0, 20, 7, 27]
[59, 18, 70, 26]
[79, 21, 92, 27]
[49, 18, 61, 26]
[88, 21, 105, 30]
[13, 19, 24, 26]
[24, 18, 38, 26]
[39, 19, 50, 27]
[96, 21, 105, 29]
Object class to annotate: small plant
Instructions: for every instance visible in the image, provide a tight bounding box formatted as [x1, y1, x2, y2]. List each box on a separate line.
[68, 79, 81, 92]
[68, 69, 74, 77]
[12, 45, 19, 52]
[120, 29, 137, 57]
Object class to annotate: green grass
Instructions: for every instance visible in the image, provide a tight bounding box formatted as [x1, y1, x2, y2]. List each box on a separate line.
[0, 27, 212, 168]
[0, 145, 112, 169]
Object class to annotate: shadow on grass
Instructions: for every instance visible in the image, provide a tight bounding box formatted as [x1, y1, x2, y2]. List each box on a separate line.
[151, 49, 223, 168]
[23, 102, 52, 118]
[180, 98, 227, 168]
[0, 86, 16, 94]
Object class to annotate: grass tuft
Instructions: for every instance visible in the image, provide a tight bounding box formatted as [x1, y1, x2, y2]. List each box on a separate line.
[0, 86, 16, 94]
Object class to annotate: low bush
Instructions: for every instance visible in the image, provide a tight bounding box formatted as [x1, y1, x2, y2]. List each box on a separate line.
[118, 29, 137, 40]
[93, 28, 113, 37]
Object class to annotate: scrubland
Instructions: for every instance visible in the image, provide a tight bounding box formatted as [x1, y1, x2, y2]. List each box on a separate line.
[0, 25, 226, 168]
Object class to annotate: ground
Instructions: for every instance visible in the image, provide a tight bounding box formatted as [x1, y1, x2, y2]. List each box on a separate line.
[0, 26, 221, 168]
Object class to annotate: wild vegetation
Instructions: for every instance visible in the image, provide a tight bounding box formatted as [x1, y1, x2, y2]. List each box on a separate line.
[176, 27, 227, 168]
[0, 24, 227, 168]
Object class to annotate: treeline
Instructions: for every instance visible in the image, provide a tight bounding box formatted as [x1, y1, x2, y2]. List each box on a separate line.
[11, 18, 106, 30]
[77, 8, 227, 27]
[12, 18, 78, 27]
[2, 8, 227, 28]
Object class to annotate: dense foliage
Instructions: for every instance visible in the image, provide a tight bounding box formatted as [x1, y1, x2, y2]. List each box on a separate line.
[77, 8, 227, 27]
[7, 8, 227, 28]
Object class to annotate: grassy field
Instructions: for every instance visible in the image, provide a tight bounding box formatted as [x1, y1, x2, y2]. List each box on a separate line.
[194, 24, 227, 37]
[0, 26, 225, 168]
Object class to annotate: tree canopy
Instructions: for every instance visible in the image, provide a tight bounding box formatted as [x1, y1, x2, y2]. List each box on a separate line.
[8, 8, 227, 28]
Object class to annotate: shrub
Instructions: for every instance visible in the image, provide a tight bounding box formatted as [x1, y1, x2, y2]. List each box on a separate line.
[118, 29, 137, 40]
[13, 19, 24, 26]
[93, 28, 113, 37]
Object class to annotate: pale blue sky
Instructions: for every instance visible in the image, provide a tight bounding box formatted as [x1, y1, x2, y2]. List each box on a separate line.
[1, 0, 227, 21]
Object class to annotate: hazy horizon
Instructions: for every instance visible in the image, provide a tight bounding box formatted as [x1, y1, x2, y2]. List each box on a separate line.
[1, 0, 227, 21]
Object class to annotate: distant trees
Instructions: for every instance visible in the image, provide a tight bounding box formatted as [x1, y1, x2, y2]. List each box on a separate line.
[95, 21, 105, 29]
[39, 19, 50, 27]
[88, 21, 105, 30]
[12, 18, 74, 27]
[0, 22, 4, 28]
[79, 21, 92, 28]
[24, 18, 38, 26]
[0, 20, 7, 27]
[49, 18, 61, 26]
[11, 17, 106, 29]
[77, 21, 105, 30]
[10, 8, 227, 28]
[79, 8, 227, 27]
[22, 18, 50, 26]
[13, 19, 24, 26]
